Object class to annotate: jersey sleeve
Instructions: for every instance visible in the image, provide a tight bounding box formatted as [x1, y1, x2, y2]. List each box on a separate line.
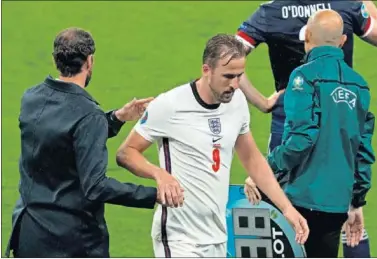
[239, 92, 251, 135]
[350, 2, 375, 38]
[236, 5, 268, 49]
[134, 93, 173, 142]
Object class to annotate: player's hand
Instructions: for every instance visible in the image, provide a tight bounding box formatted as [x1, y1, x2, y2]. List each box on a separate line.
[345, 206, 364, 247]
[282, 206, 309, 245]
[115, 97, 154, 121]
[244, 177, 261, 205]
[265, 89, 285, 113]
[155, 170, 184, 208]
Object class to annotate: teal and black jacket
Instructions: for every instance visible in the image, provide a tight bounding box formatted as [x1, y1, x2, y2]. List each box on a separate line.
[267, 46, 375, 213]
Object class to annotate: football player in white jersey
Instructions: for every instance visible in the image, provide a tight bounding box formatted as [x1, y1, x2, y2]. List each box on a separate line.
[116, 34, 309, 257]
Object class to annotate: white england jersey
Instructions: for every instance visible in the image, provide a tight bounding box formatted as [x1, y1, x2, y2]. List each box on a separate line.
[134, 81, 250, 245]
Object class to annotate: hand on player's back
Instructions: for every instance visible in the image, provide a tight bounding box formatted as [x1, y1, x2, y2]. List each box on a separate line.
[282, 206, 309, 245]
[265, 89, 285, 113]
[115, 97, 154, 121]
[155, 170, 184, 208]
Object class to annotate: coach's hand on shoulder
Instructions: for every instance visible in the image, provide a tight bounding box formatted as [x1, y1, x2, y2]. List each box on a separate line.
[265, 89, 285, 113]
[282, 206, 309, 245]
[244, 177, 261, 205]
[155, 170, 184, 208]
[115, 97, 154, 122]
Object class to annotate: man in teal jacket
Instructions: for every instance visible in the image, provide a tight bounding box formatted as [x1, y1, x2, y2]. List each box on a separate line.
[267, 9, 375, 258]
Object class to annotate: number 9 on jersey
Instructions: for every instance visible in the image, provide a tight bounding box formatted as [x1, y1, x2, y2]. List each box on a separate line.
[212, 147, 221, 172]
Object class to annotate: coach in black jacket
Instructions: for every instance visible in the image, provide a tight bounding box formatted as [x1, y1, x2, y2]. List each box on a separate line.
[6, 28, 160, 257]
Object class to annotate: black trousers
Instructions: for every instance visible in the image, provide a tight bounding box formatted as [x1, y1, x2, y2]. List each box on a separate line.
[12, 212, 109, 258]
[295, 206, 348, 258]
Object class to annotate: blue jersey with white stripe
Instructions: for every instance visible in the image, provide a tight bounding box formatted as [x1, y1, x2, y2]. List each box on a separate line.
[236, 0, 373, 134]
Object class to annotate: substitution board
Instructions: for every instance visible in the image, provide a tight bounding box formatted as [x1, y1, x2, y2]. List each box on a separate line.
[226, 185, 307, 258]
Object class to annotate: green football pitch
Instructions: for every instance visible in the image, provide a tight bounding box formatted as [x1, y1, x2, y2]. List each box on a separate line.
[2, 1, 376, 257]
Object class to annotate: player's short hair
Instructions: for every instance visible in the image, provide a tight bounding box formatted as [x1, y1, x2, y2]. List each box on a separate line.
[202, 33, 246, 68]
[52, 28, 96, 77]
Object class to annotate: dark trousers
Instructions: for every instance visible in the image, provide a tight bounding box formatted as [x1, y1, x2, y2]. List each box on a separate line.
[295, 206, 348, 258]
[12, 212, 109, 258]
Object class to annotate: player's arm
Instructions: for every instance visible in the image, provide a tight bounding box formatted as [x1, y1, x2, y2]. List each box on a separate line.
[362, 11, 377, 47]
[235, 132, 291, 212]
[267, 70, 320, 172]
[236, 7, 283, 113]
[73, 112, 157, 209]
[235, 95, 309, 244]
[116, 95, 184, 207]
[352, 111, 375, 208]
[235, 131, 309, 244]
[117, 129, 161, 180]
[239, 74, 284, 113]
[352, 1, 377, 46]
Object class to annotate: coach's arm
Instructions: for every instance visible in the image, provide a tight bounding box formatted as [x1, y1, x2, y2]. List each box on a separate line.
[73, 112, 157, 209]
[105, 98, 154, 138]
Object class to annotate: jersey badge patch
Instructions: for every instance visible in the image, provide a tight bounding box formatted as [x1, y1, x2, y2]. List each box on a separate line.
[361, 4, 370, 19]
[208, 118, 221, 135]
[292, 76, 304, 91]
[140, 110, 148, 124]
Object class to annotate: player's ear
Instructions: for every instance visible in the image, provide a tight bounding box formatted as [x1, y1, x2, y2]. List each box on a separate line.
[202, 64, 211, 77]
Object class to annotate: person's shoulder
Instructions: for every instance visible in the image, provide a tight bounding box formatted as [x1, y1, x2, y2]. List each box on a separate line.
[343, 65, 369, 88]
[147, 81, 192, 114]
[231, 89, 249, 109]
[292, 55, 319, 75]
[331, 0, 361, 12]
[22, 80, 45, 96]
[20, 80, 52, 108]
[287, 64, 314, 86]
[259, 0, 283, 9]
[66, 91, 104, 119]
[331, 0, 368, 22]
[255, 1, 283, 17]
[233, 88, 247, 102]
[290, 63, 308, 76]
[163, 81, 192, 99]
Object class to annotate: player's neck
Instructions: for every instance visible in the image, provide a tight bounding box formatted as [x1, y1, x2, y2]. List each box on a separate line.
[196, 78, 219, 105]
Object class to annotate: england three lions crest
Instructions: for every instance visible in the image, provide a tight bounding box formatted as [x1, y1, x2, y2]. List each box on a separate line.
[208, 118, 221, 135]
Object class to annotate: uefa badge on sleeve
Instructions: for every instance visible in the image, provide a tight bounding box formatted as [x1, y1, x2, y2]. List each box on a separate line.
[226, 185, 307, 258]
[140, 110, 148, 124]
[361, 3, 370, 19]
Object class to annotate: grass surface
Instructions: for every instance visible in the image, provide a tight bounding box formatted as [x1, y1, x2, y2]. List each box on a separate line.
[2, 1, 377, 257]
